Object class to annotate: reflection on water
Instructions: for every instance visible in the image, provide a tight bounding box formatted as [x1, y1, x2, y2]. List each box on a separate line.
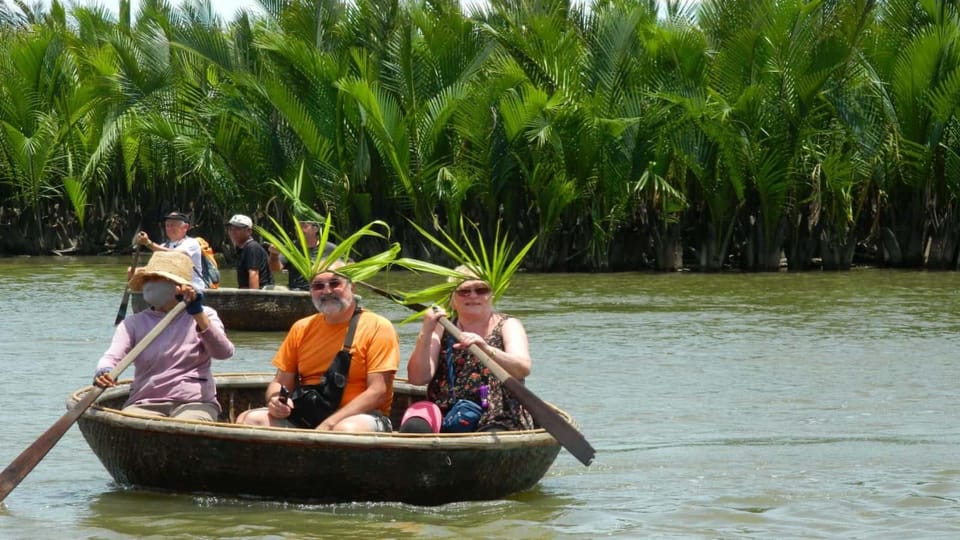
[1, 258, 959, 537]
[82, 487, 575, 539]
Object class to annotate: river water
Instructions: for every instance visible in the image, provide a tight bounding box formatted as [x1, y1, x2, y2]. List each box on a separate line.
[0, 257, 957, 538]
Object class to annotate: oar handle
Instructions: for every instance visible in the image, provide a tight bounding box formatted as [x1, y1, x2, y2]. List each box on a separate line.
[114, 245, 145, 326]
[355, 281, 509, 380]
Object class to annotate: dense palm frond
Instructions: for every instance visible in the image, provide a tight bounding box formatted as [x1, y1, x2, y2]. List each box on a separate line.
[2, 0, 960, 273]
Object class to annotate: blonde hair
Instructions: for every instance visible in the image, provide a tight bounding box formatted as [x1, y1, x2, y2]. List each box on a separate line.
[448, 264, 480, 283]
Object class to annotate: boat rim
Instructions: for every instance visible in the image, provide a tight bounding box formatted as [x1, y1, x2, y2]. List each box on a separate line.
[135, 287, 312, 297]
[69, 372, 570, 449]
[205, 287, 311, 296]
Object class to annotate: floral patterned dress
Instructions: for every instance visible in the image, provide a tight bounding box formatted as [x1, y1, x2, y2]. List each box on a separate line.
[426, 314, 535, 431]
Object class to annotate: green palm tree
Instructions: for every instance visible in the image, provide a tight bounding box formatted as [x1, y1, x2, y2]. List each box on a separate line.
[335, 0, 490, 246]
[0, 25, 83, 251]
[697, 0, 878, 271]
[479, 0, 665, 270]
[866, 0, 960, 268]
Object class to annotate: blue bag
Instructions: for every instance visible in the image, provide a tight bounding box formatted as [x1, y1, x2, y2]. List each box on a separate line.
[440, 334, 484, 433]
[441, 399, 483, 433]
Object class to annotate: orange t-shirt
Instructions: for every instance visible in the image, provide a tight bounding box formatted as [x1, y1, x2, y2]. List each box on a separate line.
[272, 310, 400, 415]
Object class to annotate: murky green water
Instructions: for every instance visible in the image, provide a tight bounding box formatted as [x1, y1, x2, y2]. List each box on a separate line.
[1, 257, 958, 538]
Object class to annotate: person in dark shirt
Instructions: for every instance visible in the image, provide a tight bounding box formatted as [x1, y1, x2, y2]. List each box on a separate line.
[226, 214, 273, 289]
[267, 220, 337, 290]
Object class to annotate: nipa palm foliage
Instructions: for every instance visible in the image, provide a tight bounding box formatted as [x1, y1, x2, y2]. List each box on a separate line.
[3, 0, 960, 274]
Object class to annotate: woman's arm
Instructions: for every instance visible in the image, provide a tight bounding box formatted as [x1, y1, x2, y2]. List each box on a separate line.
[406, 309, 444, 385]
[195, 310, 235, 359]
[481, 317, 531, 379]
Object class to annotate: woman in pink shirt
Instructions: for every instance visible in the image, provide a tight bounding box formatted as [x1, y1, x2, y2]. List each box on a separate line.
[94, 251, 235, 421]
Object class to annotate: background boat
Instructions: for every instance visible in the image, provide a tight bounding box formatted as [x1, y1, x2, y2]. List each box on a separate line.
[131, 288, 315, 331]
[70, 373, 564, 505]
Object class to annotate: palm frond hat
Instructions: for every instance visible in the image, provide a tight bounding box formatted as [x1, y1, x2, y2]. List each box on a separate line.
[393, 217, 536, 316]
[256, 215, 400, 286]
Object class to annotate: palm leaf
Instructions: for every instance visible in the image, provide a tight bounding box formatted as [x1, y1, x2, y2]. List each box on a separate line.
[392, 216, 536, 312]
[256, 214, 397, 286]
[267, 160, 325, 223]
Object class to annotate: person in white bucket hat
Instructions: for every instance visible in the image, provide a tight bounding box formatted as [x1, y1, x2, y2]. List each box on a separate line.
[94, 251, 235, 421]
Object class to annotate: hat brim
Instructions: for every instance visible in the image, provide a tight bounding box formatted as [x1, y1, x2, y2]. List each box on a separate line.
[128, 269, 192, 292]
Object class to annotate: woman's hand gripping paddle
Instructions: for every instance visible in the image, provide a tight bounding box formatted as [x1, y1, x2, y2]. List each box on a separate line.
[358, 281, 595, 466]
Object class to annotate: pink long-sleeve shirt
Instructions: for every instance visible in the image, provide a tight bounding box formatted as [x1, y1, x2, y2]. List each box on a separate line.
[96, 307, 235, 411]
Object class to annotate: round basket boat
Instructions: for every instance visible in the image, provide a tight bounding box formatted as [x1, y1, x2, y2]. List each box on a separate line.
[69, 373, 564, 505]
[131, 288, 315, 331]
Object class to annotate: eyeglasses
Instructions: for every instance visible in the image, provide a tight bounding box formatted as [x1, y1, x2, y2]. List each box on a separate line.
[455, 285, 491, 297]
[310, 278, 344, 292]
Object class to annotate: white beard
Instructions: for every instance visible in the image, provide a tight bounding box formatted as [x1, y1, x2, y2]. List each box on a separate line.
[312, 295, 349, 316]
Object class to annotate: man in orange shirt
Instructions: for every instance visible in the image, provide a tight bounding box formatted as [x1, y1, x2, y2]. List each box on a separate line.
[237, 263, 399, 432]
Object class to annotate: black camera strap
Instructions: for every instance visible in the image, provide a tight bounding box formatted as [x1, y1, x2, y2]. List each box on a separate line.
[338, 306, 363, 365]
[288, 306, 364, 428]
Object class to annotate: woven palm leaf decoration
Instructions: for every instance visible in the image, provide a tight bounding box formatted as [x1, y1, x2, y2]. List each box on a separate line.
[394, 217, 536, 318]
[256, 215, 400, 285]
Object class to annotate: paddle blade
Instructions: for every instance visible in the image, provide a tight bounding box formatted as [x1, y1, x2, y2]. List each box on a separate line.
[2, 303, 185, 502]
[114, 297, 129, 326]
[0, 387, 103, 502]
[502, 378, 596, 466]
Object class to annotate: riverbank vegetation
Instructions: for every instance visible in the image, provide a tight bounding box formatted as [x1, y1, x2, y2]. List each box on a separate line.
[1, 0, 959, 271]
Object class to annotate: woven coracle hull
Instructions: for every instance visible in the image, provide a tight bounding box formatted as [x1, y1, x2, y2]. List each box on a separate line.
[131, 288, 315, 331]
[70, 373, 563, 505]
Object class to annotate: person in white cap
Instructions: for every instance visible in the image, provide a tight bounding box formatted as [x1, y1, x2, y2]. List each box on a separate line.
[226, 213, 273, 289]
[134, 211, 206, 290]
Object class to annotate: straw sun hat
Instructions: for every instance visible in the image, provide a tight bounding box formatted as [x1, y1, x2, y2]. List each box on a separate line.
[128, 251, 194, 292]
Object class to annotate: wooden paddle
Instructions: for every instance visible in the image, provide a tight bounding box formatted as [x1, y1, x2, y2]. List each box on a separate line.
[114, 235, 145, 326]
[358, 281, 596, 466]
[0, 302, 187, 503]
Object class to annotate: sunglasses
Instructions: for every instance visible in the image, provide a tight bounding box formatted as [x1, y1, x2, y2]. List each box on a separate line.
[310, 278, 344, 292]
[455, 285, 491, 297]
